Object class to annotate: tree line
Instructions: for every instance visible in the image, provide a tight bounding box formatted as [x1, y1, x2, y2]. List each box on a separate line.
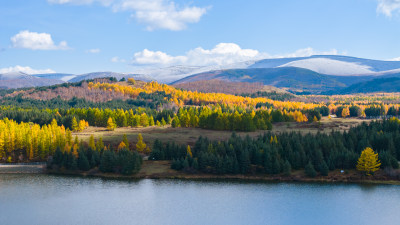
[151, 119, 400, 176]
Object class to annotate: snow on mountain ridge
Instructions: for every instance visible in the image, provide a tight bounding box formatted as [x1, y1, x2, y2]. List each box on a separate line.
[278, 58, 374, 76]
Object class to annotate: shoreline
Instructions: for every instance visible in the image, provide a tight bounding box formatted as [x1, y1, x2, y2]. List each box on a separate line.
[45, 170, 400, 186]
[3, 161, 399, 185]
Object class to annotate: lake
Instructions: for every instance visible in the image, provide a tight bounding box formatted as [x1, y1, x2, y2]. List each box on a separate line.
[0, 174, 399, 225]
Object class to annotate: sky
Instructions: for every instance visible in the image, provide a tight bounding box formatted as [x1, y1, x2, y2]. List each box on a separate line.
[1, 0, 400, 74]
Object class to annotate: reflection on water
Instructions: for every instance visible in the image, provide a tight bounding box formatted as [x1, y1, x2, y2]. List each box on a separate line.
[0, 174, 399, 225]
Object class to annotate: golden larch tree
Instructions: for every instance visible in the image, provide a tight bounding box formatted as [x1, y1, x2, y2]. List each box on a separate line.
[136, 133, 146, 153]
[342, 107, 350, 118]
[107, 117, 116, 131]
[356, 147, 381, 175]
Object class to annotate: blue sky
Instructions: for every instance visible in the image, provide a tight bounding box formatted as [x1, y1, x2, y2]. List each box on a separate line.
[1, 0, 400, 74]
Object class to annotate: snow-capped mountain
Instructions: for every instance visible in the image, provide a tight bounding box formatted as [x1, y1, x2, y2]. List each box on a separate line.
[277, 58, 373, 76]
[131, 61, 256, 83]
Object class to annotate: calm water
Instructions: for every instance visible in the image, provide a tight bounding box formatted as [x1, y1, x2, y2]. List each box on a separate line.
[0, 174, 399, 225]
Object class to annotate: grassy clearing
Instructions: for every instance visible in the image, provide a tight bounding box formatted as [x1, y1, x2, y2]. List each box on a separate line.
[74, 117, 374, 147]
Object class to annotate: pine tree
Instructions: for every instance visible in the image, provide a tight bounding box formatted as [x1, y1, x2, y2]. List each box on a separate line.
[78, 150, 90, 171]
[319, 160, 329, 176]
[171, 117, 180, 128]
[107, 117, 116, 131]
[305, 161, 317, 178]
[89, 135, 95, 150]
[356, 147, 381, 175]
[96, 137, 104, 152]
[283, 160, 292, 176]
[100, 150, 115, 173]
[161, 118, 167, 126]
[136, 133, 146, 153]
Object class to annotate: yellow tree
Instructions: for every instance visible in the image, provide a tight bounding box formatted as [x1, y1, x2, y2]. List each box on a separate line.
[127, 78, 136, 85]
[0, 132, 4, 159]
[136, 133, 146, 153]
[107, 117, 116, 131]
[122, 134, 129, 149]
[117, 141, 127, 151]
[145, 146, 151, 154]
[356, 147, 381, 175]
[78, 120, 87, 131]
[342, 107, 350, 118]
[71, 117, 78, 131]
[89, 135, 96, 150]
[187, 145, 193, 158]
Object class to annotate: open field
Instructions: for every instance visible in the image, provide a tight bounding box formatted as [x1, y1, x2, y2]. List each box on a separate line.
[75, 117, 373, 147]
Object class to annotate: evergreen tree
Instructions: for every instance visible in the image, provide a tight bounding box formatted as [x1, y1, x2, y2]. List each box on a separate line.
[78, 150, 90, 171]
[305, 161, 317, 178]
[100, 150, 115, 173]
[283, 160, 292, 176]
[89, 135, 96, 150]
[319, 160, 329, 176]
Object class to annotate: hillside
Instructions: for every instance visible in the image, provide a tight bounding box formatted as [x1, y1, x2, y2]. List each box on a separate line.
[172, 79, 289, 95]
[172, 67, 378, 93]
[330, 77, 400, 94]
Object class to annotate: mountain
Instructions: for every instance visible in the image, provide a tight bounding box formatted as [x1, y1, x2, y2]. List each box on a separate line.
[32, 73, 75, 82]
[0, 72, 34, 80]
[249, 55, 400, 73]
[327, 76, 400, 94]
[173, 67, 381, 93]
[0, 72, 65, 89]
[171, 55, 400, 93]
[69, 72, 153, 83]
[132, 62, 255, 83]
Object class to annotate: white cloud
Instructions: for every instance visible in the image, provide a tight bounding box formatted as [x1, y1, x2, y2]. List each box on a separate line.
[113, 0, 208, 31]
[86, 48, 101, 53]
[377, 0, 400, 17]
[111, 56, 126, 63]
[390, 57, 400, 61]
[47, 0, 208, 31]
[0, 66, 55, 74]
[47, 0, 114, 6]
[11, 30, 69, 50]
[131, 43, 340, 67]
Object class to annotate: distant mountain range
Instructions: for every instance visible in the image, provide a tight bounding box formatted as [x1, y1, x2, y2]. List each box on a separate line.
[2, 55, 400, 93]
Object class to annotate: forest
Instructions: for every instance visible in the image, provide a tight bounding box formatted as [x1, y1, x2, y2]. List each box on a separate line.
[151, 119, 400, 177]
[1, 78, 400, 178]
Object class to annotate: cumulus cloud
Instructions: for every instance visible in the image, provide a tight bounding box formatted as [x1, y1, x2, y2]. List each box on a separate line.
[47, 0, 208, 31]
[113, 0, 208, 31]
[131, 43, 340, 67]
[0, 66, 55, 74]
[11, 30, 69, 50]
[86, 48, 101, 53]
[377, 0, 400, 17]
